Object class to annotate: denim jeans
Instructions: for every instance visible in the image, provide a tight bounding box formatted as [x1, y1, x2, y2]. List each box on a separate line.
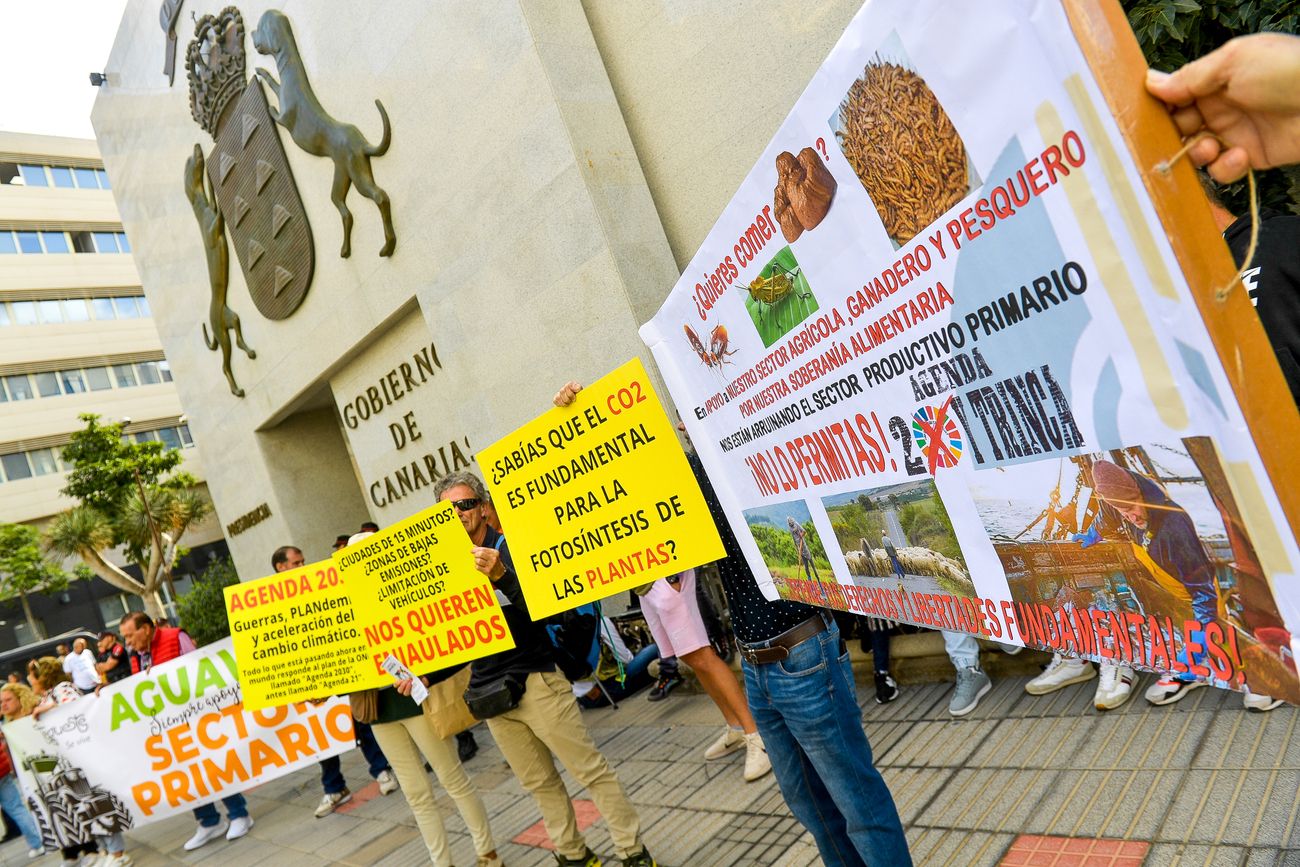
[321, 719, 391, 793]
[943, 630, 980, 670]
[193, 793, 248, 827]
[743, 618, 911, 867]
[0, 773, 41, 849]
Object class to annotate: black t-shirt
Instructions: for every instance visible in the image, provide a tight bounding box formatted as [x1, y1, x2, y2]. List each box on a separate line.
[468, 526, 556, 688]
[97, 643, 131, 684]
[687, 451, 818, 644]
[1225, 209, 1300, 407]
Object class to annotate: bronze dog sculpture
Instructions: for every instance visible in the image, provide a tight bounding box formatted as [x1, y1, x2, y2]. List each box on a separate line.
[252, 9, 395, 258]
[185, 144, 255, 397]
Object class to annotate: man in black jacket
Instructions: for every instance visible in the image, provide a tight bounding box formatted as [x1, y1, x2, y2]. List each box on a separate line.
[435, 471, 655, 867]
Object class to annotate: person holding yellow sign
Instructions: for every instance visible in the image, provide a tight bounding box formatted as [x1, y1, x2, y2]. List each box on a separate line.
[435, 472, 657, 867]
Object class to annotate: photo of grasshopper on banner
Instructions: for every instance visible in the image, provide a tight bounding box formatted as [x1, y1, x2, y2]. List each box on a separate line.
[478, 358, 724, 618]
[225, 502, 514, 710]
[640, 0, 1300, 704]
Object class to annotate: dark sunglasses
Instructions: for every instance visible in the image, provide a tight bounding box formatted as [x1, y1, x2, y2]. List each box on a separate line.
[451, 498, 482, 512]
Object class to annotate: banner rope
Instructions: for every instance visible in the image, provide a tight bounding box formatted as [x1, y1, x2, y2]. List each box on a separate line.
[1154, 130, 1260, 303]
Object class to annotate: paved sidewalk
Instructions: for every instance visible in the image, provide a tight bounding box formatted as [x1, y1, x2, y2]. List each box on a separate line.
[3, 665, 1299, 866]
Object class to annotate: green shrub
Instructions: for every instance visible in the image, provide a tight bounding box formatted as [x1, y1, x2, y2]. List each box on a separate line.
[177, 557, 240, 646]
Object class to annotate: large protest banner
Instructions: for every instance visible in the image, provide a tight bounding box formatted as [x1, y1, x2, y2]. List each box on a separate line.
[478, 358, 724, 618]
[4, 639, 352, 836]
[640, 0, 1300, 702]
[226, 502, 514, 709]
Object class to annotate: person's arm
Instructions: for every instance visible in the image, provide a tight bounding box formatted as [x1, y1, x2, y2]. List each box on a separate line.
[1146, 33, 1300, 182]
[95, 654, 119, 675]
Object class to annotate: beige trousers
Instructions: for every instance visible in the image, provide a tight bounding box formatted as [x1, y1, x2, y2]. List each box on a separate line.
[486, 670, 642, 860]
[371, 713, 495, 867]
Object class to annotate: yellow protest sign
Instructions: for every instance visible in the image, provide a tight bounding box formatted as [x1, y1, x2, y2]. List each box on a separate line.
[479, 357, 725, 617]
[224, 559, 368, 710]
[333, 501, 515, 682]
[225, 502, 514, 710]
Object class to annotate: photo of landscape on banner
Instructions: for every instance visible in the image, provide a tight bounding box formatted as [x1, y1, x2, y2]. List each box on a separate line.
[640, 0, 1300, 703]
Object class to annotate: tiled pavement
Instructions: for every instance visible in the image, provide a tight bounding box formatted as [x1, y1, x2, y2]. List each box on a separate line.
[3, 661, 1300, 866]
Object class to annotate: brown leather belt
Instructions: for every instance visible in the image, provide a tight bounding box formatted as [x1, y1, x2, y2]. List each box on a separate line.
[738, 614, 828, 665]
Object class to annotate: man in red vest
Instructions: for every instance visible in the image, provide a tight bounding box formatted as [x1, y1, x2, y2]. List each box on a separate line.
[119, 611, 255, 850]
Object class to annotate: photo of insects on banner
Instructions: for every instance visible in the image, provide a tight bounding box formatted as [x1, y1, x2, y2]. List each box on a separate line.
[639, 0, 1300, 705]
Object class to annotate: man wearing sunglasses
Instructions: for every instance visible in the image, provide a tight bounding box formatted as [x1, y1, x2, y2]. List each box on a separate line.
[435, 472, 656, 867]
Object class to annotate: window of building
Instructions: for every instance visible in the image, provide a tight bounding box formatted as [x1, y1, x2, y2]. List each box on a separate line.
[134, 430, 158, 443]
[0, 453, 32, 482]
[0, 163, 18, 185]
[96, 169, 111, 189]
[178, 423, 194, 447]
[92, 232, 119, 253]
[49, 167, 74, 188]
[70, 231, 94, 254]
[61, 299, 89, 322]
[0, 233, 15, 255]
[157, 427, 182, 451]
[91, 297, 115, 320]
[10, 302, 37, 326]
[36, 300, 62, 323]
[136, 295, 149, 316]
[16, 232, 41, 254]
[4, 375, 33, 400]
[117, 232, 131, 253]
[157, 359, 173, 382]
[0, 304, 8, 326]
[136, 361, 161, 385]
[112, 296, 140, 319]
[59, 369, 86, 394]
[28, 449, 58, 476]
[18, 165, 48, 187]
[85, 366, 111, 391]
[111, 364, 137, 388]
[74, 168, 99, 189]
[33, 371, 61, 398]
[41, 231, 70, 254]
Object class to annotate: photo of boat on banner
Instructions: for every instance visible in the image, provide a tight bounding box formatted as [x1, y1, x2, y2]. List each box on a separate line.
[970, 436, 1296, 702]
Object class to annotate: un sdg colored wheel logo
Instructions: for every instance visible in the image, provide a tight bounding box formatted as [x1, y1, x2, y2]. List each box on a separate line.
[911, 403, 963, 470]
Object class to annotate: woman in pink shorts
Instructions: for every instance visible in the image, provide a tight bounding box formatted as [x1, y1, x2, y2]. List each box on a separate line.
[640, 569, 771, 781]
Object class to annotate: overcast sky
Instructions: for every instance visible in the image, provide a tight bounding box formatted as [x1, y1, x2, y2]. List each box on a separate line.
[0, 0, 131, 139]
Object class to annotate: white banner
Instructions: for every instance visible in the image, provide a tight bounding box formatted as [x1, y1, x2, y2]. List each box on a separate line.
[6, 638, 353, 839]
[641, 0, 1300, 702]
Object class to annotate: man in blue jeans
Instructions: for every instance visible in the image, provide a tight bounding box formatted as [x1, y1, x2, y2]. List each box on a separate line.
[554, 382, 910, 866]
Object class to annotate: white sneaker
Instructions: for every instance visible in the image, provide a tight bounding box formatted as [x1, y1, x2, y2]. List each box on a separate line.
[315, 789, 352, 817]
[1093, 662, 1135, 710]
[1144, 677, 1205, 706]
[1243, 692, 1284, 712]
[184, 819, 228, 850]
[225, 815, 253, 840]
[27, 848, 43, 859]
[102, 855, 132, 867]
[1025, 653, 1095, 695]
[704, 727, 745, 760]
[742, 731, 771, 782]
[376, 769, 399, 795]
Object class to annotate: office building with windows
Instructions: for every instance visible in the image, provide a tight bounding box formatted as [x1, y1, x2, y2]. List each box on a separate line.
[0, 131, 225, 648]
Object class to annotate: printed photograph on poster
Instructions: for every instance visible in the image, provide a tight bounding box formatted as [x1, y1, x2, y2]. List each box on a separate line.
[971, 436, 1294, 697]
[822, 479, 976, 598]
[743, 246, 820, 348]
[742, 501, 831, 590]
[829, 31, 980, 246]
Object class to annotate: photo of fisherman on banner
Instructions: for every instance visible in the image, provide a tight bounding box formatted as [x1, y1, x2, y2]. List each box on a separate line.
[970, 436, 1296, 704]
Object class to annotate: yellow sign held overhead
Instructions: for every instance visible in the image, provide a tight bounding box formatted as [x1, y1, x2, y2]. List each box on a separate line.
[225, 501, 514, 710]
[479, 357, 725, 618]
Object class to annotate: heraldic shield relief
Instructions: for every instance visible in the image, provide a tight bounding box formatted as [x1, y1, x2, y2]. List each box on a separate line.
[186, 7, 314, 321]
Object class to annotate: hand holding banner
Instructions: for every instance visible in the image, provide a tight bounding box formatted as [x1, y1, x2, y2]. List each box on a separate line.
[478, 358, 724, 617]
